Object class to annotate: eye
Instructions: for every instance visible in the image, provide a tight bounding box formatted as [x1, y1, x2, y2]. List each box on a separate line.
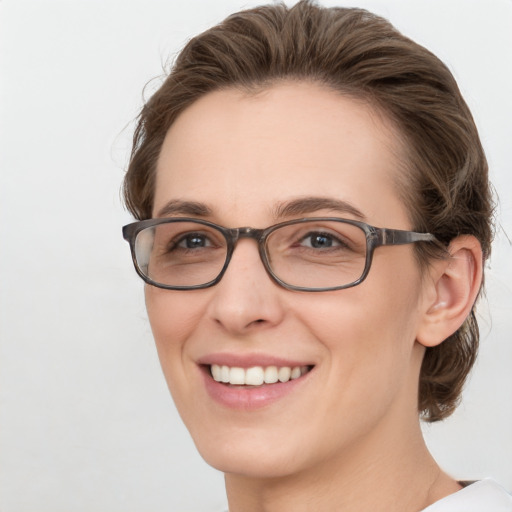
[299, 231, 345, 249]
[175, 232, 213, 249]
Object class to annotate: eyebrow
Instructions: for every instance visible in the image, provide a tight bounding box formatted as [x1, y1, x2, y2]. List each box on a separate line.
[155, 196, 366, 222]
[273, 196, 366, 220]
[156, 199, 213, 218]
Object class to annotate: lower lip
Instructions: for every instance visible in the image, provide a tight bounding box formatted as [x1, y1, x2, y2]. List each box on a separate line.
[201, 367, 312, 410]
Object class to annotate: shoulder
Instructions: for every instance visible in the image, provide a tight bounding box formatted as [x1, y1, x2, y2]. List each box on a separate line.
[421, 479, 512, 512]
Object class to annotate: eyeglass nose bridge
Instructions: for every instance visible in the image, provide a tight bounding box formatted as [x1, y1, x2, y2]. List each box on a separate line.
[226, 226, 268, 249]
[221, 226, 274, 281]
[234, 226, 266, 238]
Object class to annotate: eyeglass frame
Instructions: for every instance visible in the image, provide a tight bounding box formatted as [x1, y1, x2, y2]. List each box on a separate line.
[122, 217, 438, 292]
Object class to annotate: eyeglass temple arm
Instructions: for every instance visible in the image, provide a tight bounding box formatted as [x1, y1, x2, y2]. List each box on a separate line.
[378, 228, 437, 246]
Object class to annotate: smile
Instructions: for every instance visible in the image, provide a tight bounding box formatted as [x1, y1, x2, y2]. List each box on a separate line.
[210, 364, 311, 386]
[199, 357, 315, 409]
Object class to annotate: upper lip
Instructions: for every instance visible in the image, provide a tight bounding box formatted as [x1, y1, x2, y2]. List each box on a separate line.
[196, 353, 314, 368]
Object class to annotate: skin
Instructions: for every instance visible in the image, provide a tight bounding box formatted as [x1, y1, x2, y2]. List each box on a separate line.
[145, 82, 472, 511]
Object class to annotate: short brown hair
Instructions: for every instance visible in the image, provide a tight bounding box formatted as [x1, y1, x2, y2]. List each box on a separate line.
[123, 0, 493, 422]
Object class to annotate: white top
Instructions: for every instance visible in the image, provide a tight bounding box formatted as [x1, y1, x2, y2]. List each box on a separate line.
[421, 479, 512, 511]
[220, 479, 512, 512]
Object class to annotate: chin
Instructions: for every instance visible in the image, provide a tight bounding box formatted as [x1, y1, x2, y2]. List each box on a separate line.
[201, 449, 302, 479]
[189, 425, 311, 479]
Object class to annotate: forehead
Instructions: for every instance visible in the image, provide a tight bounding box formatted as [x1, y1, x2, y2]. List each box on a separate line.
[154, 82, 409, 228]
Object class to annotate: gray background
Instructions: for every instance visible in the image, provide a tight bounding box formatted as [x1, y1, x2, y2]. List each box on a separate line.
[1, 1, 511, 511]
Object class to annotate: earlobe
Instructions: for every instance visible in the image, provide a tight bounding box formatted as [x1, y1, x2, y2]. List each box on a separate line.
[416, 235, 483, 348]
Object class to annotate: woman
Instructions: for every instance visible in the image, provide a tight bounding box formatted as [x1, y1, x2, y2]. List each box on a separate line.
[122, 1, 512, 510]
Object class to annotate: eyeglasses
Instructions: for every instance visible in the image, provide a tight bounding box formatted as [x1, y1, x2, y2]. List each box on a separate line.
[122, 217, 437, 292]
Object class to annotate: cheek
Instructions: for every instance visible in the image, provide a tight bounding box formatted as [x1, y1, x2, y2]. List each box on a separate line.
[299, 256, 424, 401]
[144, 286, 207, 387]
[145, 286, 206, 343]
[304, 269, 421, 349]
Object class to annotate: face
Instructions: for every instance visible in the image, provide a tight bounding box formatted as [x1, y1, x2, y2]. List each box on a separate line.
[146, 83, 429, 479]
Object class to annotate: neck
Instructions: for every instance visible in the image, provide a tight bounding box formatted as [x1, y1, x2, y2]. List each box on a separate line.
[225, 416, 460, 512]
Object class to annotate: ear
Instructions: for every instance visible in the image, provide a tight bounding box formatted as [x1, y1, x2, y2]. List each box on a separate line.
[416, 235, 483, 348]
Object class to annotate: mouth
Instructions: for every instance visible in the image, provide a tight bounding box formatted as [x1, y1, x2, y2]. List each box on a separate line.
[208, 364, 314, 386]
[198, 358, 315, 409]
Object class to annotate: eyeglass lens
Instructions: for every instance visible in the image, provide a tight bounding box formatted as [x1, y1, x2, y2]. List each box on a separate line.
[134, 220, 368, 289]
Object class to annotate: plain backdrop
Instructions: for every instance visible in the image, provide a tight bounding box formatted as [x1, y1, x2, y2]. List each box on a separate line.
[1, 1, 511, 511]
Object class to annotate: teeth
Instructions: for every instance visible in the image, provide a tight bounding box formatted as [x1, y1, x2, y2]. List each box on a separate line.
[221, 365, 230, 383]
[264, 366, 278, 384]
[245, 367, 264, 386]
[210, 364, 310, 386]
[278, 366, 291, 382]
[291, 367, 301, 379]
[230, 367, 245, 385]
[211, 364, 221, 381]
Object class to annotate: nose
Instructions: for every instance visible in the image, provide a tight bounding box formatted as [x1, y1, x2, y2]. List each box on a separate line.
[205, 238, 286, 335]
